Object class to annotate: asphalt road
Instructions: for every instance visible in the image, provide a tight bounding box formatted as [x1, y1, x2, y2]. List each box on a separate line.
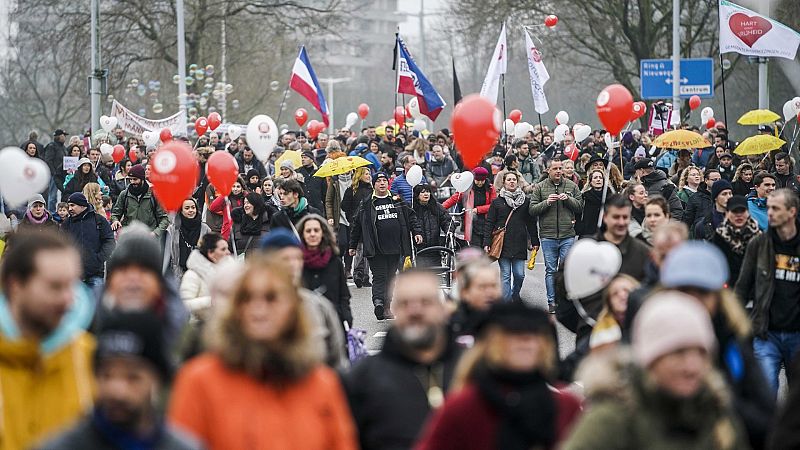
[347, 250, 577, 357]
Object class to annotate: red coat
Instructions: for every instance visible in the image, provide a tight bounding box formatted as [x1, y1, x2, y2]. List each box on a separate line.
[414, 383, 581, 450]
[442, 185, 496, 242]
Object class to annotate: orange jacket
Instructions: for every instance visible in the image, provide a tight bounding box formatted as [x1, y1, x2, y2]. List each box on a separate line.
[168, 354, 357, 450]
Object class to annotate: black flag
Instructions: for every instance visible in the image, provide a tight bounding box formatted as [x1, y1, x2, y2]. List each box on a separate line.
[452, 58, 462, 105]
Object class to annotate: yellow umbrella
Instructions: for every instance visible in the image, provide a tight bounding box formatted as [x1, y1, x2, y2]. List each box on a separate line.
[652, 129, 710, 149]
[274, 150, 302, 170]
[314, 156, 372, 178]
[737, 109, 780, 126]
[733, 135, 786, 156]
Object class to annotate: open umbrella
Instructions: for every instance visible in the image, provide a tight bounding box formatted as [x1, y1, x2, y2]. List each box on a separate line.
[652, 129, 710, 149]
[274, 150, 302, 170]
[313, 155, 372, 178]
[737, 109, 781, 126]
[733, 135, 786, 156]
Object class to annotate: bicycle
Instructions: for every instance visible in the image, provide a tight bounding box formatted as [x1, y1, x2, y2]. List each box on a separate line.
[413, 211, 465, 291]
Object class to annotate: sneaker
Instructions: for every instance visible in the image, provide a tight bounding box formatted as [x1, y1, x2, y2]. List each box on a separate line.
[374, 304, 385, 320]
[548, 304, 556, 314]
[363, 280, 373, 287]
[354, 279, 363, 288]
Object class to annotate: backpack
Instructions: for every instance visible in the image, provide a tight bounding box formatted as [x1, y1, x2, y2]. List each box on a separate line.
[119, 190, 159, 225]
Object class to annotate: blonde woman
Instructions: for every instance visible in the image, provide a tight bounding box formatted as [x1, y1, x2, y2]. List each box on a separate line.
[677, 166, 702, 205]
[82, 182, 106, 217]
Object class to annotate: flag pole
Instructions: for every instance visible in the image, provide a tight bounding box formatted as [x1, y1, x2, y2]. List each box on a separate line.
[394, 30, 400, 127]
[537, 114, 545, 151]
[277, 45, 301, 129]
[501, 73, 508, 143]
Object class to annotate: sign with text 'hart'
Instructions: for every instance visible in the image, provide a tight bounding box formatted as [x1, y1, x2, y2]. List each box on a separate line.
[719, 0, 800, 59]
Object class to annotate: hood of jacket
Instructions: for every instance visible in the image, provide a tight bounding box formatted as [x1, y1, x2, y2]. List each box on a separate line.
[185, 249, 216, 282]
[641, 169, 667, 185]
[0, 283, 95, 356]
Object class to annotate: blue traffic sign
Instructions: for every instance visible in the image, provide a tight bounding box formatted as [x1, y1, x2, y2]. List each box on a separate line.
[640, 58, 714, 100]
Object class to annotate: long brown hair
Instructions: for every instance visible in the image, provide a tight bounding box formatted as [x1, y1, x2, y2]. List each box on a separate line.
[297, 214, 339, 255]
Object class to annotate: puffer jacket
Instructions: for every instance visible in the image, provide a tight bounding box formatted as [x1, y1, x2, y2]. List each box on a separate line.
[110, 186, 170, 236]
[61, 207, 115, 279]
[563, 351, 750, 450]
[683, 184, 713, 235]
[179, 250, 218, 316]
[529, 177, 583, 239]
[412, 202, 451, 249]
[641, 170, 684, 221]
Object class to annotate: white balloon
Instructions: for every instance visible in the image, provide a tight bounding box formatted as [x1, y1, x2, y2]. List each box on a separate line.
[450, 171, 474, 193]
[142, 130, 159, 147]
[553, 124, 570, 143]
[783, 99, 796, 121]
[792, 97, 800, 115]
[227, 125, 242, 141]
[700, 107, 714, 124]
[574, 124, 592, 142]
[413, 119, 427, 132]
[345, 112, 359, 129]
[406, 164, 423, 187]
[603, 132, 613, 149]
[503, 119, 515, 136]
[246, 114, 278, 163]
[99, 143, 113, 156]
[0, 147, 51, 207]
[100, 115, 118, 132]
[514, 122, 534, 140]
[555, 110, 569, 126]
[564, 238, 622, 299]
[408, 97, 424, 120]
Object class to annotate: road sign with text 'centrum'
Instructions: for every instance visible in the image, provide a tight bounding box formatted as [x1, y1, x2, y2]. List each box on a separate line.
[640, 58, 714, 100]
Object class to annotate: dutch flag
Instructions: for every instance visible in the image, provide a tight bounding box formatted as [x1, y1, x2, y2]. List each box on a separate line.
[290, 46, 330, 127]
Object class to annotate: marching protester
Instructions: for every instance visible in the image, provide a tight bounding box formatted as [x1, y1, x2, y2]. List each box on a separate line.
[271, 179, 322, 230]
[574, 169, 611, 237]
[711, 195, 761, 287]
[61, 192, 116, 287]
[449, 255, 503, 341]
[486, 171, 539, 303]
[634, 158, 684, 221]
[344, 270, 460, 450]
[412, 184, 451, 267]
[298, 150, 327, 214]
[165, 197, 211, 278]
[341, 166, 374, 287]
[179, 232, 232, 318]
[169, 257, 357, 449]
[694, 179, 733, 240]
[229, 192, 270, 257]
[0, 231, 94, 450]
[17, 193, 58, 231]
[747, 171, 777, 231]
[530, 158, 582, 312]
[732, 163, 755, 197]
[349, 171, 422, 320]
[110, 164, 170, 236]
[442, 167, 495, 248]
[683, 168, 720, 236]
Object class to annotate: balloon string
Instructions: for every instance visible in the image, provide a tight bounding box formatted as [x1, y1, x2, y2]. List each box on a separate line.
[226, 198, 238, 256]
[596, 133, 618, 230]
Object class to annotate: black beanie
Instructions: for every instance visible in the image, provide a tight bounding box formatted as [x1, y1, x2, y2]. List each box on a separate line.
[94, 310, 173, 381]
[107, 225, 163, 277]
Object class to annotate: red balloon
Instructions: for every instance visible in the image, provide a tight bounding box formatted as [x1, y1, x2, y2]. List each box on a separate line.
[159, 128, 172, 143]
[357, 103, 370, 119]
[508, 109, 522, 124]
[112, 144, 125, 163]
[295, 108, 308, 127]
[394, 106, 406, 125]
[450, 94, 500, 169]
[206, 150, 239, 196]
[706, 117, 716, 129]
[128, 148, 138, 163]
[544, 15, 558, 28]
[630, 101, 647, 121]
[208, 112, 222, 131]
[307, 120, 322, 139]
[149, 141, 199, 213]
[689, 95, 701, 111]
[195, 117, 208, 136]
[595, 84, 633, 136]
[797, 112, 800, 124]
[564, 144, 579, 161]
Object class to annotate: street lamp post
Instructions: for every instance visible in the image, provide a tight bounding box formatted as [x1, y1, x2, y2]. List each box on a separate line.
[318, 77, 351, 133]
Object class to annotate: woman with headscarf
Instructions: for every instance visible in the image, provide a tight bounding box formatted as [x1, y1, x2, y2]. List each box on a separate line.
[230, 192, 269, 257]
[416, 302, 581, 450]
[165, 197, 211, 278]
[169, 257, 358, 449]
[245, 169, 261, 193]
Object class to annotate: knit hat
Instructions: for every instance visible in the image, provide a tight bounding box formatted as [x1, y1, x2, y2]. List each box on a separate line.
[280, 160, 295, 171]
[472, 166, 489, 181]
[67, 192, 90, 208]
[107, 224, 164, 277]
[711, 179, 733, 201]
[633, 291, 716, 367]
[260, 228, 301, 250]
[94, 311, 173, 381]
[634, 146, 647, 158]
[129, 164, 146, 180]
[660, 241, 729, 291]
[26, 194, 46, 210]
[373, 171, 389, 183]
[301, 150, 315, 161]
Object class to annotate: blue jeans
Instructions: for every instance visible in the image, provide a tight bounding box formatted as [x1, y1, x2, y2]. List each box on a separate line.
[540, 237, 574, 305]
[498, 258, 526, 301]
[47, 179, 60, 212]
[753, 331, 800, 395]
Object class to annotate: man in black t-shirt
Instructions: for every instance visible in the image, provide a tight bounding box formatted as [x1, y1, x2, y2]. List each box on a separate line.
[350, 172, 422, 320]
[736, 188, 800, 395]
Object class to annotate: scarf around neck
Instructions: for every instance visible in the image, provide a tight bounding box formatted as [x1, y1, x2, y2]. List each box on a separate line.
[499, 188, 526, 209]
[303, 247, 332, 269]
[25, 209, 50, 224]
[715, 217, 760, 255]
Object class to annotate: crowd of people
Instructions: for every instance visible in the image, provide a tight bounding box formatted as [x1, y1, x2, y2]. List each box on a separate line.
[1, 116, 800, 450]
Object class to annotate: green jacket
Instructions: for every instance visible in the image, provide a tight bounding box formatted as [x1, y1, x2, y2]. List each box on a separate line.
[529, 177, 583, 239]
[111, 187, 170, 236]
[563, 353, 749, 450]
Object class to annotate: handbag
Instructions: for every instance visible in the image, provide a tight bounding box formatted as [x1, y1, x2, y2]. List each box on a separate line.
[488, 208, 515, 260]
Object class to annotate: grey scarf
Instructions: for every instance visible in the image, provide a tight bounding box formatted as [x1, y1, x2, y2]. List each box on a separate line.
[500, 188, 526, 209]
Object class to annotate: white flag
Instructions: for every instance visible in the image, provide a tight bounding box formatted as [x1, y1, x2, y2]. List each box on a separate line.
[524, 30, 550, 115]
[719, 0, 800, 60]
[479, 23, 507, 105]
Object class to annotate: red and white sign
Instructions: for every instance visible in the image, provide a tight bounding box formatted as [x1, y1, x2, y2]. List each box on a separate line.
[719, 0, 800, 59]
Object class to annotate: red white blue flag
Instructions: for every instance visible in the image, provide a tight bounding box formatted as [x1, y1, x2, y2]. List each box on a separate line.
[290, 46, 330, 126]
[396, 36, 445, 121]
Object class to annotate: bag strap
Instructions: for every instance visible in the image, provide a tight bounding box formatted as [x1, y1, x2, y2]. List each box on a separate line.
[499, 207, 515, 231]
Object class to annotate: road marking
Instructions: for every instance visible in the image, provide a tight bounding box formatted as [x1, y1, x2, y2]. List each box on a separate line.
[373, 331, 387, 338]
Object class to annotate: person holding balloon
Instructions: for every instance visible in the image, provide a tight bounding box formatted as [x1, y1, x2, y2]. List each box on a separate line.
[442, 167, 496, 249]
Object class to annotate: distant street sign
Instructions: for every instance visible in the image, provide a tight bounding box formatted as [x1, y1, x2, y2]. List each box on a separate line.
[640, 58, 715, 100]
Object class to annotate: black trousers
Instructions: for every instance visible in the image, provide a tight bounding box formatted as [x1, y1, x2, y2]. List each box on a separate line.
[368, 253, 401, 308]
[337, 224, 352, 272]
